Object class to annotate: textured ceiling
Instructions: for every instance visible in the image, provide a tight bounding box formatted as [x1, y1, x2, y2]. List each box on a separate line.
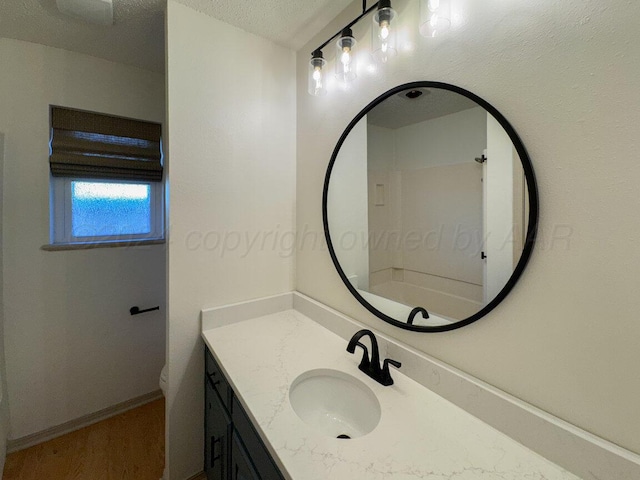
[174, 0, 353, 50]
[0, 0, 166, 72]
[0, 0, 353, 73]
[367, 88, 479, 130]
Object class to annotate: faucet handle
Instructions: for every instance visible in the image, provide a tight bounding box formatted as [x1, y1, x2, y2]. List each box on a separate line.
[380, 358, 402, 386]
[347, 341, 370, 371]
[355, 342, 370, 370]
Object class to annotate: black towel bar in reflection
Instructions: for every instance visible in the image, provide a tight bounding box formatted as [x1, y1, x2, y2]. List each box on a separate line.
[130, 305, 160, 316]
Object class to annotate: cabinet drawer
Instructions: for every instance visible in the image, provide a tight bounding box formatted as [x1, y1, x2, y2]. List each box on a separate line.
[206, 348, 233, 412]
[232, 397, 285, 480]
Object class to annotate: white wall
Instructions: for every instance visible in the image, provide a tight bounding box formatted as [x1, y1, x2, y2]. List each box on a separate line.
[0, 132, 7, 472]
[0, 38, 166, 441]
[166, 2, 296, 478]
[297, 0, 640, 456]
[368, 124, 396, 171]
[395, 106, 486, 169]
[400, 162, 483, 284]
[485, 112, 516, 300]
[366, 109, 485, 318]
[393, 107, 485, 286]
[327, 118, 369, 290]
[367, 124, 397, 276]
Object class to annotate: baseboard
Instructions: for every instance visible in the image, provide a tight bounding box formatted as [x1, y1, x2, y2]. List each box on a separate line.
[7, 390, 163, 453]
[184, 472, 206, 480]
[160, 470, 205, 480]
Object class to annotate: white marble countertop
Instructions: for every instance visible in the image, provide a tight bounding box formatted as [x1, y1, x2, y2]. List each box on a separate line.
[202, 307, 581, 480]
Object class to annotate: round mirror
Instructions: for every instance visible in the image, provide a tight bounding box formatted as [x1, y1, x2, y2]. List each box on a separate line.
[323, 82, 538, 332]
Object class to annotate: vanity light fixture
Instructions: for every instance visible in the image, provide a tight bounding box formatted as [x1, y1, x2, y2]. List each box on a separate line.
[308, 0, 379, 97]
[305, 0, 460, 97]
[419, 0, 451, 37]
[336, 28, 357, 82]
[308, 50, 328, 96]
[372, 0, 398, 63]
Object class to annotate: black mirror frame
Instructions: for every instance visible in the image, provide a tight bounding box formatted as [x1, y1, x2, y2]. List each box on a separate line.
[322, 81, 539, 332]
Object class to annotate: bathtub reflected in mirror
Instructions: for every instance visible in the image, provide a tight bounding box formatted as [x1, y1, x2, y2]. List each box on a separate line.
[323, 82, 538, 332]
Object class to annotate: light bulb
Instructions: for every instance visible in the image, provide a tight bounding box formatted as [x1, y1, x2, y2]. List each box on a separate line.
[308, 51, 327, 96]
[335, 29, 357, 82]
[380, 22, 390, 40]
[372, 2, 397, 64]
[341, 48, 351, 66]
[313, 67, 323, 93]
[428, 0, 439, 10]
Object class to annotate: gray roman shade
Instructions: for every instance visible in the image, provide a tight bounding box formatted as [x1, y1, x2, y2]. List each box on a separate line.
[49, 106, 163, 182]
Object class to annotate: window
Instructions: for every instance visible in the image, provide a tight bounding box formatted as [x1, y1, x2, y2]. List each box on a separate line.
[49, 107, 164, 246]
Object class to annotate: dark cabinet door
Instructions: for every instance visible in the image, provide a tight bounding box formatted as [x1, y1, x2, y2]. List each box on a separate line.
[206, 349, 233, 410]
[232, 397, 285, 480]
[230, 431, 260, 480]
[205, 347, 285, 480]
[205, 376, 232, 480]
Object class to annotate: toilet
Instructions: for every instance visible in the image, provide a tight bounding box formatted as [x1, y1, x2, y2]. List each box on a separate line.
[159, 365, 167, 396]
[159, 366, 168, 480]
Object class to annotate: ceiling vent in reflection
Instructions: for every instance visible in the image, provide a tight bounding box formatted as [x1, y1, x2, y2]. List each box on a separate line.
[398, 88, 431, 100]
[56, 0, 114, 26]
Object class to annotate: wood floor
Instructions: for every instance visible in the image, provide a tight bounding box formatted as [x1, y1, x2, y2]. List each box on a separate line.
[4, 398, 165, 480]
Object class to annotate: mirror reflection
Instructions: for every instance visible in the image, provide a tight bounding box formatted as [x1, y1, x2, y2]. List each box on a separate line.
[325, 84, 535, 330]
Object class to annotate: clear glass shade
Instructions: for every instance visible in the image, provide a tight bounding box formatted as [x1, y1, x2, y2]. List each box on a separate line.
[335, 35, 357, 82]
[420, 0, 451, 38]
[372, 7, 397, 63]
[308, 56, 327, 96]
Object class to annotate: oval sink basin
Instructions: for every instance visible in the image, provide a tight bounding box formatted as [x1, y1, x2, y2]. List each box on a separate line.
[289, 369, 381, 439]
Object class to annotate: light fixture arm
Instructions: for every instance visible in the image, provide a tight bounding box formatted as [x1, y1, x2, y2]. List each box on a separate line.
[311, 0, 378, 55]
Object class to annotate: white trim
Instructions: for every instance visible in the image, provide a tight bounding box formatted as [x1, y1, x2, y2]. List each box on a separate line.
[201, 292, 293, 331]
[184, 472, 206, 480]
[41, 238, 165, 251]
[7, 390, 163, 453]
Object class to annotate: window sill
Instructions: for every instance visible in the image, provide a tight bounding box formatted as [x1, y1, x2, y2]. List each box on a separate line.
[41, 239, 165, 251]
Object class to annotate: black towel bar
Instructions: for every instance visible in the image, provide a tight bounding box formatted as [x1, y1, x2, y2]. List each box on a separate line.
[130, 305, 160, 316]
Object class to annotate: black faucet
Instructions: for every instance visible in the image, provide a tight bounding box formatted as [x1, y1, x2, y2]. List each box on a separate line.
[407, 306, 429, 325]
[346, 329, 401, 386]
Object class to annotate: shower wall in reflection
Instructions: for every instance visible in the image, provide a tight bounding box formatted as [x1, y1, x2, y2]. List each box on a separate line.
[367, 107, 486, 320]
